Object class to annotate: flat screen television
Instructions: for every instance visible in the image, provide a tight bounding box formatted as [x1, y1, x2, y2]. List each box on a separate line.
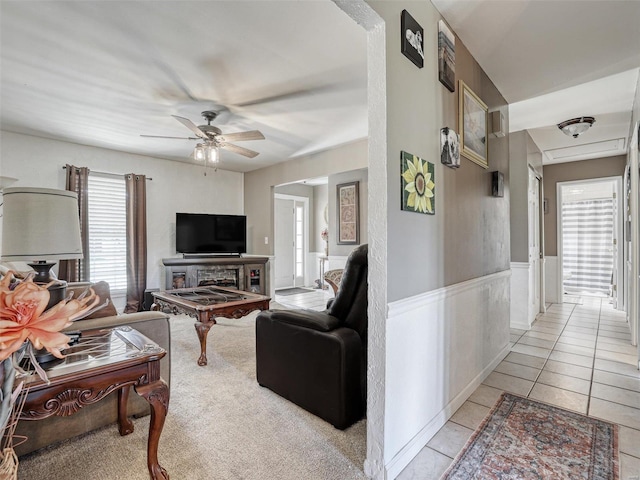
[176, 213, 247, 255]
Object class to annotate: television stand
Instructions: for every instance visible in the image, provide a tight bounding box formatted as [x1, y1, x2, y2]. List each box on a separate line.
[162, 256, 269, 295]
[182, 253, 241, 259]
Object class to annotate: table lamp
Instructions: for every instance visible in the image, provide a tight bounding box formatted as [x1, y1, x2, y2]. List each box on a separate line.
[1, 187, 83, 307]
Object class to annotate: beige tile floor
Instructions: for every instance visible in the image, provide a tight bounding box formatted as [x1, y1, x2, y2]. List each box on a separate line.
[398, 296, 640, 480]
[274, 287, 334, 311]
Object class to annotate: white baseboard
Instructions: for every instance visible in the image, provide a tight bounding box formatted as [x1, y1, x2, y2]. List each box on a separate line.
[385, 342, 510, 479]
[383, 270, 511, 479]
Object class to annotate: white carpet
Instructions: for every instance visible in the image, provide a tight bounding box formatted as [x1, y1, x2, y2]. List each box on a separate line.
[18, 312, 367, 480]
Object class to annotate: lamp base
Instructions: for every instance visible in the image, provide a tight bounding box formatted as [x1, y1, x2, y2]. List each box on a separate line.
[27, 261, 67, 309]
[27, 261, 56, 284]
[46, 282, 67, 310]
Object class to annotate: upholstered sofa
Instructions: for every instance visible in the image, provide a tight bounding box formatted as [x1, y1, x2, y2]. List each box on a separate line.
[15, 282, 171, 457]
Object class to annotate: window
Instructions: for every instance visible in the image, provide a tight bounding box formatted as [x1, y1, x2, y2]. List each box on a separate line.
[87, 174, 127, 293]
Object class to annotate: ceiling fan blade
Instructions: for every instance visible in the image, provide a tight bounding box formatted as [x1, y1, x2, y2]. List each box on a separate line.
[220, 143, 260, 158]
[140, 135, 199, 140]
[218, 130, 265, 142]
[172, 115, 208, 139]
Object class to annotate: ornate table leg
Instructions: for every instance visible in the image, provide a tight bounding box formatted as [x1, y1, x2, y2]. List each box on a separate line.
[135, 379, 170, 480]
[117, 385, 135, 436]
[194, 321, 213, 366]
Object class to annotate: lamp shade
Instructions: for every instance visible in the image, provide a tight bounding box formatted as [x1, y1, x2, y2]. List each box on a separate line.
[1, 187, 83, 262]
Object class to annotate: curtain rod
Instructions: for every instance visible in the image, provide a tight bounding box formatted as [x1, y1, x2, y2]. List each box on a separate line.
[62, 165, 152, 180]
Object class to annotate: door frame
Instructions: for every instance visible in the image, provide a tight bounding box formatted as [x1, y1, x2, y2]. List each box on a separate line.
[274, 193, 310, 288]
[556, 176, 623, 305]
[528, 167, 545, 317]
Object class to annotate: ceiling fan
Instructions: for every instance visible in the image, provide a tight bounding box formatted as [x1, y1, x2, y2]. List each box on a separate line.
[141, 110, 265, 160]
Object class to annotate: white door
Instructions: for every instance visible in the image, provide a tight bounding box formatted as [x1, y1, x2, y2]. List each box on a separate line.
[275, 198, 295, 289]
[612, 186, 619, 309]
[293, 202, 305, 287]
[528, 169, 541, 319]
[274, 196, 307, 290]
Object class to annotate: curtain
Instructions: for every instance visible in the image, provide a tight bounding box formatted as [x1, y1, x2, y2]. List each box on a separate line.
[124, 173, 147, 313]
[59, 165, 89, 282]
[562, 199, 614, 295]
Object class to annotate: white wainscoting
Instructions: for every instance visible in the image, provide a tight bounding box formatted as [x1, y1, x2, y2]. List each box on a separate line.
[383, 270, 511, 479]
[544, 256, 559, 304]
[328, 255, 349, 271]
[510, 262, 533, 330]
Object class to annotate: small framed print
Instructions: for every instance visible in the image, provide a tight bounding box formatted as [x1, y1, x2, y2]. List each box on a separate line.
[401, 10, 424, 68]
[438, 20, 455, 92]
[401, 151, 435, 215]
[440, 127, 460, 168]
[336, 181, 359, 244]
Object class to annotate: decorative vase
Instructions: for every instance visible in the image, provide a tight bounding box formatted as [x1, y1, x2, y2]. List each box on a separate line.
[324, 242, 329, 256]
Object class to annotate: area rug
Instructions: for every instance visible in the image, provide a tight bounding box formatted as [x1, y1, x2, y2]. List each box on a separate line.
[275, 287, 313, 296]
[442, 393, 618, 479]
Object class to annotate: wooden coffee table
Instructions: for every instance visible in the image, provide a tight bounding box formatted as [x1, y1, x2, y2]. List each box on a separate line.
[151, 286, 270, 366]
[18, 327, 169, 480]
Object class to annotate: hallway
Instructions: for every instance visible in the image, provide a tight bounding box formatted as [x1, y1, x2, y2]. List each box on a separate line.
[398, 297, 640, 479]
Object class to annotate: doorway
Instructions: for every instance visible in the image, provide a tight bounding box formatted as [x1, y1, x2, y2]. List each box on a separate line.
[528, 168, 544, 316]
[557, 177, 622, 305]
[274, 194, 308, 290]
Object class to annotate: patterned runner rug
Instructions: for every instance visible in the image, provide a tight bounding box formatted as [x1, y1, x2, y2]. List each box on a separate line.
[442, 393, 618, 479]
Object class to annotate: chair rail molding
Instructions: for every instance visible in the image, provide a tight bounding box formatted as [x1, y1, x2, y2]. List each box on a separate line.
[384, 270, 510, 478]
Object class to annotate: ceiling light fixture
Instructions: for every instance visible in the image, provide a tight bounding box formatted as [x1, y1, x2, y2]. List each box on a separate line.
[558, 116, 595, 138]
[194, 142, 219, 165]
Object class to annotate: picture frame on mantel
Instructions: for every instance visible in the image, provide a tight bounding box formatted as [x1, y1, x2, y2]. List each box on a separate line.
[458, 80, 489, 168]
[336, 181, 359, 245]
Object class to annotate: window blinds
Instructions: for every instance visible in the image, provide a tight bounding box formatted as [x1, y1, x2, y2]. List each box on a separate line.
[87, 174, 127, 293]
[562, 198, 614, 296]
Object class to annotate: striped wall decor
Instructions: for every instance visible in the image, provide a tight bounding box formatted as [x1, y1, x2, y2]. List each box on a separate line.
[562, 199, 614, 295]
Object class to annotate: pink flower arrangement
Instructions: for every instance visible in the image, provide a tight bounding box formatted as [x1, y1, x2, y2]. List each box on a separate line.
[321, 228, 329, 242]
[0, 272, 100, 363]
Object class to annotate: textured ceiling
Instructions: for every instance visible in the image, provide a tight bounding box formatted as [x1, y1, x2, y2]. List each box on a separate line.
[0, 1, 367, 173]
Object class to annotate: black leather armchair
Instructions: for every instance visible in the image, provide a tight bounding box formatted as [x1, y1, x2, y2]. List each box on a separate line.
[256, 244, 368, 429]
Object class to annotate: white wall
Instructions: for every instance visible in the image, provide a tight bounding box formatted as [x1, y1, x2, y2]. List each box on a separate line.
[0, 131, 244, 294]
[384, 272, 510, 478]
[314, 184, 329, 253]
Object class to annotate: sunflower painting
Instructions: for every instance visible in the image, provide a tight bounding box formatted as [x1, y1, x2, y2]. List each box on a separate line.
[401, 151, 435, 215]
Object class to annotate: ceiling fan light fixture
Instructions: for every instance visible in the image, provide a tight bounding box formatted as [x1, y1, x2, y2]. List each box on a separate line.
[558, 116, 595, 138]
[205, 144, 219, 165]
[193, 143, 205, 162]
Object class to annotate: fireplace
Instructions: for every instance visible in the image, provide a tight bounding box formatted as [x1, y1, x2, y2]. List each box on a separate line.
[197, 268, 239, 289]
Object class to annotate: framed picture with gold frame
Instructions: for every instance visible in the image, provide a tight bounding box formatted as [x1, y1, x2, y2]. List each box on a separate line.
[458, 80, 488, 168]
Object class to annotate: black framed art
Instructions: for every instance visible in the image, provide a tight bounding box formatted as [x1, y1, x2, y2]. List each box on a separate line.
[401, 10, 424, 68]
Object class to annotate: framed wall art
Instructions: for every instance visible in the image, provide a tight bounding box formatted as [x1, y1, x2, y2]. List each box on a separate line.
[458, 80, 489, 168]
[438, 20, 455, 92]
[401, 151, 435, 215]
[401, 10, 424, 68]
[336, 181, 359, 244]
[440, 127, 460, 168]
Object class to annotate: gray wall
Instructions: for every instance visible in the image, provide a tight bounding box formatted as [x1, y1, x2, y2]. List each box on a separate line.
[369, 1, 511, 301]
[244, 139, 367, 255]
[509, 130, 543, 262]
[543, 155, 627, 256]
